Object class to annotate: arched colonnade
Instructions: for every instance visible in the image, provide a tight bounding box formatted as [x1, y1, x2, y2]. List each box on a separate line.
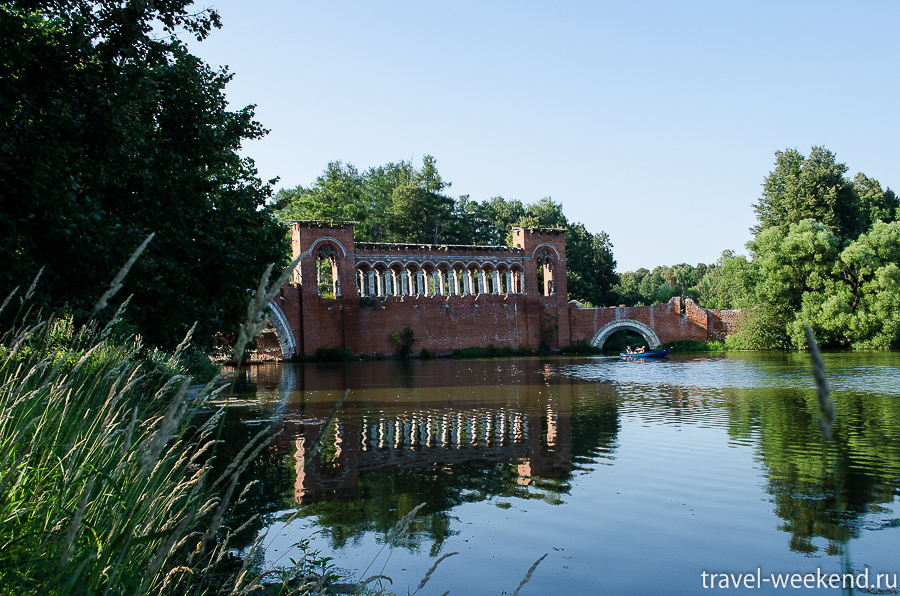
[355, 262, 525, 297]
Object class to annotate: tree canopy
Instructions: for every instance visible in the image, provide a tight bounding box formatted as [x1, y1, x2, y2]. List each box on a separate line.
[723, 147, 900, 349]
[0, 0, 285, 349]
[751, 146, 897, 241]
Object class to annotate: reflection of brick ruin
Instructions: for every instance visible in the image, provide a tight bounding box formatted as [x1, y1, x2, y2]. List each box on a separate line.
[260, 221, 740, 358]
[283, 406, 572, 503]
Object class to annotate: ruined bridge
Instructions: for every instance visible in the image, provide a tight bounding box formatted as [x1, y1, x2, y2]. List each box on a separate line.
[263, 221, 741, 358]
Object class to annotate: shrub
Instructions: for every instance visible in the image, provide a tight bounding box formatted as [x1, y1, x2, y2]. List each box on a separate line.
[390, 327, 417, 357]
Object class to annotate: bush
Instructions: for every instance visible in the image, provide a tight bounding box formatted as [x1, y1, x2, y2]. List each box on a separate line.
[390, 327, 417, 357]
[662, 339, 727, 352]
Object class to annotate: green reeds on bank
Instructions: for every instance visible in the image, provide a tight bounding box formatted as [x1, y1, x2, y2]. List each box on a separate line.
[0, 311, 245, 595]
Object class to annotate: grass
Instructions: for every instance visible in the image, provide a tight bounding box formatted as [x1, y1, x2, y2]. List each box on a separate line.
[0, 312, 243, 594]
[0, 244, 309, 595]
[0, 242, 550, 595]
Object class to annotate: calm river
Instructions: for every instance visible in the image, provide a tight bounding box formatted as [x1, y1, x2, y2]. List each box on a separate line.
[217, 352, 900, 594]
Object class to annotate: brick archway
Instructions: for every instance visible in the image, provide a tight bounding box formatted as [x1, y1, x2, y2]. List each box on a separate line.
[591, 319, 661, 349]
[267, 300, 296, 357]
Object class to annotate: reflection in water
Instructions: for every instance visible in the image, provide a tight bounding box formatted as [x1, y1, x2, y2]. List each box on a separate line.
[221, 359, 620, 554]
[217, 353, 900, 593]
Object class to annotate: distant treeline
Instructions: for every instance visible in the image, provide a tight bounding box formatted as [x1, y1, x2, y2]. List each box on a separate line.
[273, 156, 618, 307]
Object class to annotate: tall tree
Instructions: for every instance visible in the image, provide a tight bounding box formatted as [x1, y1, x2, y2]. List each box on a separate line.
[0, 1, 285, 348]
[853, 173, 898, 230]
[752, 146, 863, 241]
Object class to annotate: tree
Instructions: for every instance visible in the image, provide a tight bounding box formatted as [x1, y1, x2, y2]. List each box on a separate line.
[274, 161, 365, 224]
[696, 251, 757, 310]
[752, 147, 863, 241]
[1, 1, 285, 349]
[564, 224, 617, 307]
[386, 183, 455, 244]
[743, 220, 841, 348]
[809, 220, 900, 348]
[853, 173, 898, 230]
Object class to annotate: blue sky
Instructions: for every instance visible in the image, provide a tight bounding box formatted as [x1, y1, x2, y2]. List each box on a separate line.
[187, 1, 899, 272]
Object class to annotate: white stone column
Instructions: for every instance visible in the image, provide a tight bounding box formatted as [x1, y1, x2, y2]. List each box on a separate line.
[450, 271, 459, 295]
[463, 271, 471, 294]
[375, 271, 384, 296]
[367, 271, 376, 296]
[492, 270, 501, 294]
[416, 271, 426, 296]
[403, 270, 412, 295]
[389, 270, 398, 296]
[505, 270, 513, 294]
[433, 271, 442, 295]
[438, 271, 447, 295]
[477, 270, 486, 294]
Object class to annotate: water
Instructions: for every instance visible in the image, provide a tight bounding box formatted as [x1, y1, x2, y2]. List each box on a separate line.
[215, 352, 900, 594]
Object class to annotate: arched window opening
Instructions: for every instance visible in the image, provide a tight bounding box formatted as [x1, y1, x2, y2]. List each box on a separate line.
[535, 250, 555, 296]
[316, 246, 341, 298]
[356, 265, 376, 297]
[497, 266, 509, 294]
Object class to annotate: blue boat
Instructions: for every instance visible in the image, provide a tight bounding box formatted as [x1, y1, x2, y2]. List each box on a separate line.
[620, 348, 671, 359]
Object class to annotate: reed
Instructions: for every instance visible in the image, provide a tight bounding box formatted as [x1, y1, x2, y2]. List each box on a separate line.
[0, 245, 307, 595]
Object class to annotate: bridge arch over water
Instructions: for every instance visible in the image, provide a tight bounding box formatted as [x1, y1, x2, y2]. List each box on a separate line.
[591, 319, 661, 350]
[267, 300, 296, 357]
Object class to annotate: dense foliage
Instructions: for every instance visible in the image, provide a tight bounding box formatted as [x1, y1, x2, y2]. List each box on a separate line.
[0, 0, 286, 349]
[275, 156, 618, 306]
[613, 146, 900, 350]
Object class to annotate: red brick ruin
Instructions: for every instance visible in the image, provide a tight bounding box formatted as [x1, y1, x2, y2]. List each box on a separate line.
[258, 221, 741, 358]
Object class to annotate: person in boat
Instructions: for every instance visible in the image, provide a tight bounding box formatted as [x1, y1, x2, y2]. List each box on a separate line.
[635, 345, 646, 353]
[625, 345, 633, 354]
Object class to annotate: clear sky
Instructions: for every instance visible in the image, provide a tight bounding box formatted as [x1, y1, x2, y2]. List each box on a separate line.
[186, 1, 899, 272]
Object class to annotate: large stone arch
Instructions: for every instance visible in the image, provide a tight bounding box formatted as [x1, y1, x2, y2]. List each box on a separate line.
[267, 300, 296, 357]
[591, 319, 661, 349]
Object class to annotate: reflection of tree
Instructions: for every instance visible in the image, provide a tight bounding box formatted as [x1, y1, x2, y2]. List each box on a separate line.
[723, 384, 900, 555]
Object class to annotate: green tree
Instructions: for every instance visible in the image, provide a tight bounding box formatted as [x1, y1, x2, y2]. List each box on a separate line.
[274, 161, 365, 223]
[0, 1, 285, 349]
[387, 183, 455, 244]
[565, 223, 617, 307]
[853, 172, 898, 230]
[809, 221, 900, 348]
[741, 220, 841, 348]
[696, 251, 758, 310]
[752, 146, 863, 241]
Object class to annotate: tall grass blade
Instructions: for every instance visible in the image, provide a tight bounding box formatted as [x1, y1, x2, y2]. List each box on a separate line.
[804, 325, 836, 438]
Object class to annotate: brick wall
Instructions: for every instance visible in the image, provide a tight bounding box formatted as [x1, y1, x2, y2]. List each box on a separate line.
[273, 221, 742, 356]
